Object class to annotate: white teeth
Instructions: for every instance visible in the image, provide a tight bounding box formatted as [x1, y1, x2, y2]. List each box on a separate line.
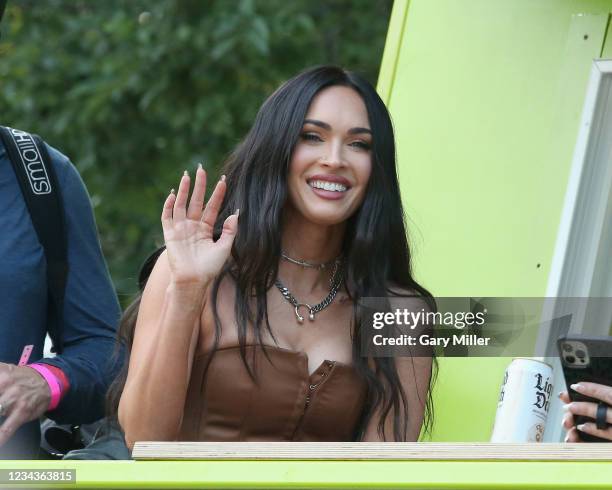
[308, 180, 347, 192]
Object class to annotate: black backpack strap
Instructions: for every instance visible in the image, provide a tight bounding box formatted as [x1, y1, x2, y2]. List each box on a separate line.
[138, 246, 166, 290]
[0, 126, 68, 354]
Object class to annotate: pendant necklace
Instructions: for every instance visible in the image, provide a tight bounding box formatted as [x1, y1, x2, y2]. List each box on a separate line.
[275, 255, 343, 324]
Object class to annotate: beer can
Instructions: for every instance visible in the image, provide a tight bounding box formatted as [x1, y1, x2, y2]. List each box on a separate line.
[490, 358, 553, 443]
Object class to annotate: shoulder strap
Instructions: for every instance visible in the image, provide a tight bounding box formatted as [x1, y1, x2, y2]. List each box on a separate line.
[138, 246, 166, 290]
[0, 126, 68, 354]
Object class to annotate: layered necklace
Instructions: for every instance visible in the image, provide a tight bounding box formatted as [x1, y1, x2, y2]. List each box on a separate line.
[275, 251, 344, 324]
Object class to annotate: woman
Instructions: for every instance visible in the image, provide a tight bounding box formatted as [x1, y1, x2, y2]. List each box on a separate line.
[115, 66, 436, 449]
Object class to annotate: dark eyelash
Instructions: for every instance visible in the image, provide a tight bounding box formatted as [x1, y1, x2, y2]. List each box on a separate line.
[301, 132, 370, 150]
[301, 133, 322, 142]
[351, 141, 371, 150]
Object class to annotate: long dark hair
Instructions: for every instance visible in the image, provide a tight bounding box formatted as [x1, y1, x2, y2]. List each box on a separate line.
[108, 65, 437, 441]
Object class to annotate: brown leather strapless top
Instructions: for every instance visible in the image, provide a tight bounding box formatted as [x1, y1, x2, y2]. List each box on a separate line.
[178, 345, 368, 441]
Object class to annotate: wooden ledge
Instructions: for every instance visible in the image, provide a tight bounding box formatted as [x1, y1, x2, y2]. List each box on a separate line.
[132, 442, 612, 461]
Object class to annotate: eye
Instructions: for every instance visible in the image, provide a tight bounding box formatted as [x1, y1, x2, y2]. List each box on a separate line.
[350, 140, 371, 150]
[300, 132, 323, 143]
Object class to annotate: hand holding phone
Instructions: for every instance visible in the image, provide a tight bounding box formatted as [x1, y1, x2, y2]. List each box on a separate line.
[559, 383, 612, 441]
[557, 335, 612, 442]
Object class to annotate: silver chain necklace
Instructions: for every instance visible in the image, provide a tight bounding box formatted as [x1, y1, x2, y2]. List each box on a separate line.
[275, 257, 343, 324]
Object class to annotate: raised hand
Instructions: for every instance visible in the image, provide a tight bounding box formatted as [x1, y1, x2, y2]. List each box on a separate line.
[162, 165, 238, 287]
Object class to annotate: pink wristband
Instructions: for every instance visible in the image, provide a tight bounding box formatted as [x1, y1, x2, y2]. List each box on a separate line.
[28, 363, 62, 411]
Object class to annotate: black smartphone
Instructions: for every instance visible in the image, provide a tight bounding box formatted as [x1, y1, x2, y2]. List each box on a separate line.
[557, 334, 612, 442]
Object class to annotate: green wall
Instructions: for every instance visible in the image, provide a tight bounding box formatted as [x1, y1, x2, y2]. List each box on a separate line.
[378, 0, 612, 441]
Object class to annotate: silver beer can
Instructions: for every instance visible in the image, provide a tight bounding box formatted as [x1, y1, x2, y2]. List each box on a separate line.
[490, 358, 554, 443]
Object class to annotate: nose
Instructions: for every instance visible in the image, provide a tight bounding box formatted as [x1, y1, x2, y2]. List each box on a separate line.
[320, 140, 346, 168]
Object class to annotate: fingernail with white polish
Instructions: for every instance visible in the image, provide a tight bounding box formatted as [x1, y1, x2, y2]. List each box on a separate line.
[221, 174, 226, 182]
[562, 403, 571, 412]
[564, 435, 569, 442]
[570, 383, 582, 391]
[576, 424, 586, 432]
[170, 188, 175, 195]
[184, 170, 188, 177]
[234, 208, 240, 217]
[198, 162, 203, 170]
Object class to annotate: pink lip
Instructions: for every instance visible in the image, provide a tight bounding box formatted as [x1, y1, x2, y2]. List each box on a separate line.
[307, 174, 352, 187]
[309, 186, 346, 200]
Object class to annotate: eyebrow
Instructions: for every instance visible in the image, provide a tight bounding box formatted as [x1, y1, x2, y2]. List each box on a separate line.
[303, 119, 372, 135]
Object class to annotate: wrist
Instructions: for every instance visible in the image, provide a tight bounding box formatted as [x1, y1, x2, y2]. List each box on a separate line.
[169, 276, 212, 291]
[166, 280, 210, 306]
[27, 363, 66, 411]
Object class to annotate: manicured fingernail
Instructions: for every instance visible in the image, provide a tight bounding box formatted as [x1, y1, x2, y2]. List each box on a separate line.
[576, 424, 586, 432]
[198, 162, 203, 170]
[558, 391, 563, 399]
[184, 170, 188, 176]
[562, 403, 571, 412]
[221, 174, 226, 182]
[564, 435, 569, 442]
[570, 383, 582, 391]
[234, 208, 240, 217]
[170, 188, 175, 194]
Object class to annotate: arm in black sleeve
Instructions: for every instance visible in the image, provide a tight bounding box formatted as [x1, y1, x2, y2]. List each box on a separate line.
[33, 145, 122, 424]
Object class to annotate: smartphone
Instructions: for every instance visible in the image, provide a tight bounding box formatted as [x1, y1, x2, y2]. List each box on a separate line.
[557, 334, 612, 442]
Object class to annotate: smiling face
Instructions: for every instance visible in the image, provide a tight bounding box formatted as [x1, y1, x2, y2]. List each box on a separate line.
[286, 85, 373, 227]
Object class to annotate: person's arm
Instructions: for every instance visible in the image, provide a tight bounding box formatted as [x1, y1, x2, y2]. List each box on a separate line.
[118, 167, 238, 451]
[361, 356, 432, 441]
[361, 293, 434, 442]
[118, 251, 204, 450]
[31, 145, 121, 424]
[0, 143, 122, 450]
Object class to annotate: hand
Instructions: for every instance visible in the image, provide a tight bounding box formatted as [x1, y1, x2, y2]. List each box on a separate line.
[162, 165, 239, 287]
[560, 382, 612, 442]
[0, 363, 51, 447]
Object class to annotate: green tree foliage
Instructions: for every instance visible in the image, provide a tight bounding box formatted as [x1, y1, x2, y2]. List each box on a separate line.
[0, 0, 392, 303]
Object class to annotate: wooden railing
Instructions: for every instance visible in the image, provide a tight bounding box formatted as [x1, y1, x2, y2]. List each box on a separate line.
[132, 441, 612, 461]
